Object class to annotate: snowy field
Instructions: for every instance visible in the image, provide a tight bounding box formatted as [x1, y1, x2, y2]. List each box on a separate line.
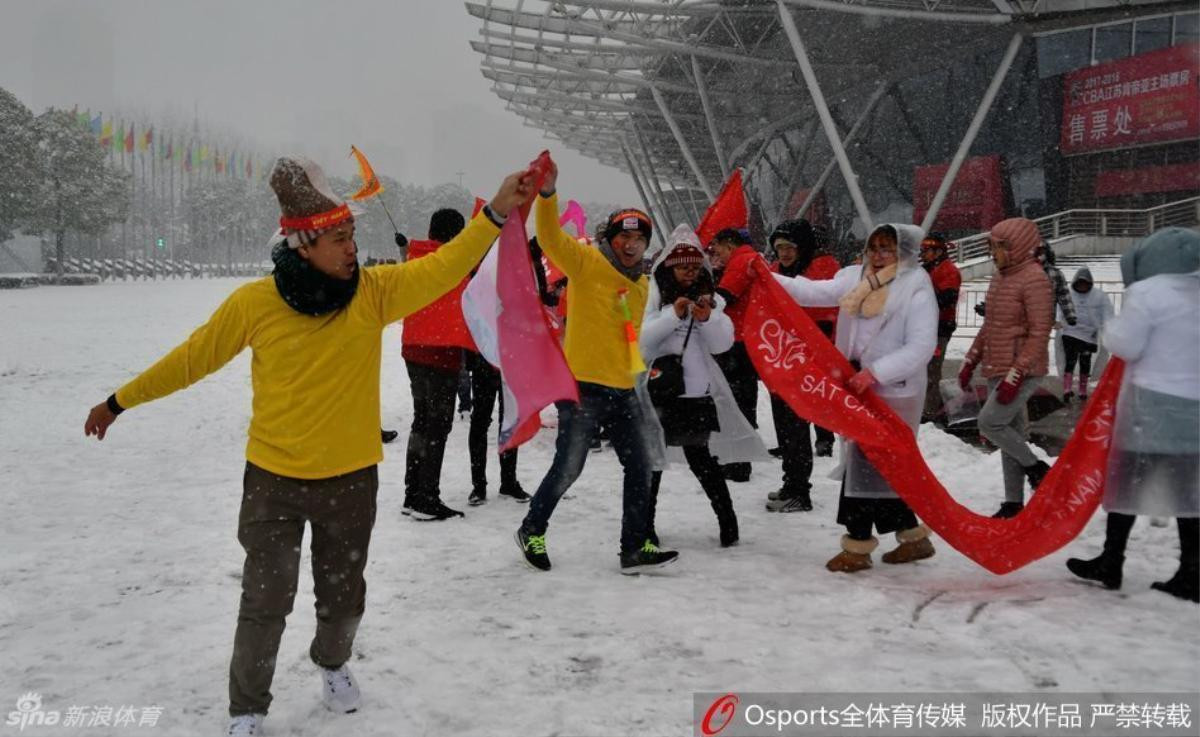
[1, 278, 1197, 737]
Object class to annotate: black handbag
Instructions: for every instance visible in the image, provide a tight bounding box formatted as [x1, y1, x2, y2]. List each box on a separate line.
[647, 318, 720, 445]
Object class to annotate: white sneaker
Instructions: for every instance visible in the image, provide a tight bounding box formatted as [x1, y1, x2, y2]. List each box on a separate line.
[227, 713, 264, 736]
[320, 664, 361, 713]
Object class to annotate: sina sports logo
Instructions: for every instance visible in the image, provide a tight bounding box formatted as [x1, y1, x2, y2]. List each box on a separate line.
[700, 693, 740, 736]
[6, 692, 61, 731]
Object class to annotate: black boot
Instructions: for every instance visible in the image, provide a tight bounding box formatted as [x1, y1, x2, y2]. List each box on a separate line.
[1152, 518, 1199, 603]
[1024, 460, 1051, 490]
[1066, 552, 1125, 590]
[1067, 513, 1133, 590]
[710, 494, 739, 547]
[992, 501, 1023, 519]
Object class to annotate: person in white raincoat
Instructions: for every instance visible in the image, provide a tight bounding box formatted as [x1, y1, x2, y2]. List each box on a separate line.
[639, 224, 768, 547]
[1067, 227, 1199, 603]
[773, 223, 938, 573]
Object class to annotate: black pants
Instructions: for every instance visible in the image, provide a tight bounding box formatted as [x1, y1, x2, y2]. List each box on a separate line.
[466, 351, 518, 491]
[717, 341, 758, 477]
[770, 393, 815, 493]
[1062, 334, 1098, 375]
[403, 360, 458, 501]
[648, 443, 735, 543]
[836, 480, 918, 540]
[717, 341, 759, 429]
[1103, 512, 1199, 568]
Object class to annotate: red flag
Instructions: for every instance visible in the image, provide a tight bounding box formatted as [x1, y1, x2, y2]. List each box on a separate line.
[741, 262, 1120, 574]
[696, 169, 747, 247]
[124, 124, 134, 153]
[471, 197, 487, 218]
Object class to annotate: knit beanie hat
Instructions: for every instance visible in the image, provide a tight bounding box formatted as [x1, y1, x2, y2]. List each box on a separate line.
[603, 208, 653, 244]
[270, 157, 354, 249]
[664, 243, 705, 267]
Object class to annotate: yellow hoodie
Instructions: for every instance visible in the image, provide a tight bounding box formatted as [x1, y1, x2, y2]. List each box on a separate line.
[535, 193, 648, 390]
[115, 213, 500, 479]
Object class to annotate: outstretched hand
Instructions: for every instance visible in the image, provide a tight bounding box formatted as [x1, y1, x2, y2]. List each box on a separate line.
[489, 169, 538, 218]
[85, 401, 118, 441]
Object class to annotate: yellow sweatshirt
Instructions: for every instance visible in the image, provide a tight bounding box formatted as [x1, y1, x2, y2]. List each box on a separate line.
[535, 193, 648, 390]
[115, 213, 500, 479]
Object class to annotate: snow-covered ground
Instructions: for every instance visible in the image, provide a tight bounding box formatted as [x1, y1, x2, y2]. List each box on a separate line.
[1, 279, 1196, 737]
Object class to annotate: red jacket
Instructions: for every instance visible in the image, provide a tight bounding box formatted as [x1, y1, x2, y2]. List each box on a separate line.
[401, 239, 476, 368]
[715, 245, 760, 342]
[926, 257, 962, 335]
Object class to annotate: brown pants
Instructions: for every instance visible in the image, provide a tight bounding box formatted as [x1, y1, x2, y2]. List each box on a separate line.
[229, 462, 379, 716]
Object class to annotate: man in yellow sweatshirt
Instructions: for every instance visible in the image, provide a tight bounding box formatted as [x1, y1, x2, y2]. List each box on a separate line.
[514, 160, 679, 575]
[82, 156, 533, 736]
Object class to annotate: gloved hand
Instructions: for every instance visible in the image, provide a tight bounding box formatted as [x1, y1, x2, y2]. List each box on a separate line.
[974, 301, 986, 317]
[996, 367, 1024, 404]
[1066, 316, 1077, 326]
[848, 368, 876, 394]
[394, 232, 408, 248]
[958, 360, 976, 391]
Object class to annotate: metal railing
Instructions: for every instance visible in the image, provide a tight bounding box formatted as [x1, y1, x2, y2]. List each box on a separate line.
[953, 281, 1123, 336]
[954, 196, 1200, 264]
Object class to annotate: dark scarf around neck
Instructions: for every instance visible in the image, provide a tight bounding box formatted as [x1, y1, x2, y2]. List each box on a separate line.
[271, 241, 360, 316]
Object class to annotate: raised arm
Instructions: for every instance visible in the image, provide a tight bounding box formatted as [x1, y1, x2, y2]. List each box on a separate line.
[532, 161, 597, 281]
[85, 290, 251, 439]
[772, 266, 855, 307]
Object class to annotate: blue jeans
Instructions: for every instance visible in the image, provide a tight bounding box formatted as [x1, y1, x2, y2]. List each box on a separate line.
[521, 382, 654, 554]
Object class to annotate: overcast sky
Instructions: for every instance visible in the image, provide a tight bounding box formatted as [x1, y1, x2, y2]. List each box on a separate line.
[0, 0, 634, 202]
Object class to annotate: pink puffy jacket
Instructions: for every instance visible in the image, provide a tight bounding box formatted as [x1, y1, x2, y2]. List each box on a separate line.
[965, 218, 1054, 379]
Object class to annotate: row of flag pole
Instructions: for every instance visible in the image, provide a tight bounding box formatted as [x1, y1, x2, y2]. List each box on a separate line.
[71, 107, 267, 180]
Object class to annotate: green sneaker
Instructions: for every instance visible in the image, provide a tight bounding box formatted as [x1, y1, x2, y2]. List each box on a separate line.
[515, 528, 550, 571]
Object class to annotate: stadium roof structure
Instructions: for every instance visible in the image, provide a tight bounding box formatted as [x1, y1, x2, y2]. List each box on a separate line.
[467, 0, 1192, 237]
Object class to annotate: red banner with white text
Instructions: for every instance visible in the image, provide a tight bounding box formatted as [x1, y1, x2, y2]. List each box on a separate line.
[742, 262, 1121, 574]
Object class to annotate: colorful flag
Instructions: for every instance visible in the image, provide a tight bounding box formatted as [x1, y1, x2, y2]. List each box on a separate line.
[696, 168, 747, 248]
[115, 122, 124, 152]
[99, 120, 113, 147]
[558, 199, 588, 237]
[139, 126, 152, 152]
[184, 144, 193, 172]
[90, 114, 102, 136]
[471, 197, 487, 218]
[124, 123, 134, 153]
[741, 264, 1122, 574]
[461, 151, 574, 452]
[348, 145, 383, 200]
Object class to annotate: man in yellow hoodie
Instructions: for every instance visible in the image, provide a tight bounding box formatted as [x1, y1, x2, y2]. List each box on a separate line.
[82, 156, 533, 736]
[514, 160, 679, 575]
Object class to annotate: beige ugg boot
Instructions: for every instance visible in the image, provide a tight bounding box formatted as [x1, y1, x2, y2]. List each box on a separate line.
[882, 524, 935, 564]
[826, 535, 878, 573]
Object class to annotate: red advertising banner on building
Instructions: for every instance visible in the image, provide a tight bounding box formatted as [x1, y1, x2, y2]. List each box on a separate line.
[1094, 161, 1200, 198]
[1061, 43, 1200, 156]
[911, 154, 1010, 232]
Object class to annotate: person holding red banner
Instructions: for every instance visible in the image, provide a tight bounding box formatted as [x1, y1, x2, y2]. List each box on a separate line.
[959, 218, 1054, 519]
[515, 160, 679, 574]
[1067, 227, 1199, 603]
[772, 223, 938, 572]
[82, 156, 535, 736]
[765, 219, 839, 513]
[708, 228, 764, 483]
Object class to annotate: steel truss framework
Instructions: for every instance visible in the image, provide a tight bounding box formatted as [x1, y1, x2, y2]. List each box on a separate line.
[468, 0, 1189, 235]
